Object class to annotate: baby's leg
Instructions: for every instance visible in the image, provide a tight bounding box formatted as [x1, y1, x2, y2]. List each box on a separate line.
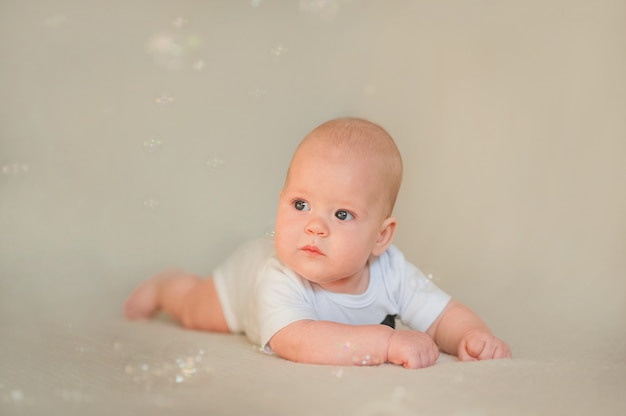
[124, 269, 230, 333]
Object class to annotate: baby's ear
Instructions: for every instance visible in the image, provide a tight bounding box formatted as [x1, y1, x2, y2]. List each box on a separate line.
[372, 217, 397, 256]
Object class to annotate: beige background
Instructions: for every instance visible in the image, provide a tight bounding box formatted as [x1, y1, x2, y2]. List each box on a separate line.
[1, 1, 624, 414]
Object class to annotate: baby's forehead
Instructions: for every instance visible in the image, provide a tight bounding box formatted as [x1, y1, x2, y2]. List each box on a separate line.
[291, 118, 402, 214]
[284, 160, 389, 214]
[292, 148, 391, 192]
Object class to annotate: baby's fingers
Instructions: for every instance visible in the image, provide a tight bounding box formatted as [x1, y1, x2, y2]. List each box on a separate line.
[458, 337, 483, 361]
[459, 334, 512, 361]
[388, 331, 439, 369]
[476, 338, 512, 360]
[491, 341, 512, 359]
[404, 343, 439, 369]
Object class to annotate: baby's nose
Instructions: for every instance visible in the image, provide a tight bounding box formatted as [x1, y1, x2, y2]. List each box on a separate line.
[305, 216, 329, 236]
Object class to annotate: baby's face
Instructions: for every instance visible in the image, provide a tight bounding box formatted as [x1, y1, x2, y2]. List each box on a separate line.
[274, 143, 391, 294]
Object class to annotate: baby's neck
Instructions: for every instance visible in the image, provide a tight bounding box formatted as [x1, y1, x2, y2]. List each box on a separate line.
[316, 263, 370, 295]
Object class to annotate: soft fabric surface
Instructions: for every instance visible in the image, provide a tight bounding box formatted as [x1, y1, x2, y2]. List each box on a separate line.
[1, 311, 624, 415]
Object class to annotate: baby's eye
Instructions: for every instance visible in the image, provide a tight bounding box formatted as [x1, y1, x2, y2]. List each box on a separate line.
[294, 200, 310, 211]
[335, 210, 354, 221]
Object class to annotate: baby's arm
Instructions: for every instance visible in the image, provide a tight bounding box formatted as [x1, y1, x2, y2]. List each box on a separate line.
[426, 299, 512, 361]
[269, 320, 440, 369]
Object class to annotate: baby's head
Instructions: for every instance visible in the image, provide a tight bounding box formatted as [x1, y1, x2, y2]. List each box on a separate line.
[286, 117, 403, 216]
[275, 118, 403, 292]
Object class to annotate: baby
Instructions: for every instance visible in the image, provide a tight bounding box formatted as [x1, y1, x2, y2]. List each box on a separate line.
[125, 117, 511, 368]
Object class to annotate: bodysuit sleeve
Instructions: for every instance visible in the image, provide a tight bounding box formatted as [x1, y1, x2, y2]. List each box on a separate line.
[255, 258, 318, 351]
[389, 247, 452, 332]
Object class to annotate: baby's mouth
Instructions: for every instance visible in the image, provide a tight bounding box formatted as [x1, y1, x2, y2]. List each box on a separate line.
[301, 245, 324, 256]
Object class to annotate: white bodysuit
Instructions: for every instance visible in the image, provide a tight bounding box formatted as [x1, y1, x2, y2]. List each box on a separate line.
[213, 236, 451, 350]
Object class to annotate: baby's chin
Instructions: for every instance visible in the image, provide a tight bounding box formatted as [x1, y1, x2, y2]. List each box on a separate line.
[285, 261, 334, 285]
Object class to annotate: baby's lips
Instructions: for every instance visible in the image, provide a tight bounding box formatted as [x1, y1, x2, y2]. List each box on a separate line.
[301, 245, 324, 255]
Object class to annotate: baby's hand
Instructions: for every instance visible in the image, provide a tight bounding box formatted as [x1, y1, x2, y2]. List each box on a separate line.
[458, 330, 512, 361]
[387, 330, 439, 369]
